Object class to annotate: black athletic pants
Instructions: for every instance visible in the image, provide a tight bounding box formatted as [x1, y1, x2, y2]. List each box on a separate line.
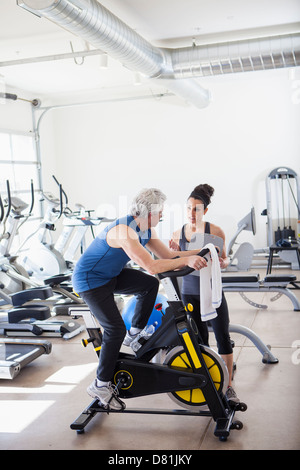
[79, 268, 159, 381]
[182, 291, 233, 355]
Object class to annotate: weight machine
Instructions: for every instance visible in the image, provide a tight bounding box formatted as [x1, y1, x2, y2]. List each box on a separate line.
[264, 167, 300, 269]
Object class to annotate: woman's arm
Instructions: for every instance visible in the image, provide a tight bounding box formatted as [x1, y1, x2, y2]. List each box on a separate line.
[169, 223, 229, 269]
[169, 228, 182, 252]
[147, 229, 202, 259]
[210, 223, 229, 269]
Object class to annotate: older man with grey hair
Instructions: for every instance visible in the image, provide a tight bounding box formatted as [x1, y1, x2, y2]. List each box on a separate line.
[72, 187, 207, 410]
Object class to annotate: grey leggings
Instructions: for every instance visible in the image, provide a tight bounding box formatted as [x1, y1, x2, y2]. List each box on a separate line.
[80, 268, 159, 381]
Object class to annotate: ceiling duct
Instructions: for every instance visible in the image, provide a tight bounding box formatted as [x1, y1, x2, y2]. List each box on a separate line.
[18, 0, 300, 108]
[17, 0, 210, 108]
[168, 34, 300, 78]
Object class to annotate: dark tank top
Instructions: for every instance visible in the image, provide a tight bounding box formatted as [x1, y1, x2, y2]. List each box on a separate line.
[179, 222, 211, 295]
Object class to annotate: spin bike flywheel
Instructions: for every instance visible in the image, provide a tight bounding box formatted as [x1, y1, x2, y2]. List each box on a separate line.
[163, 345, 229, 411]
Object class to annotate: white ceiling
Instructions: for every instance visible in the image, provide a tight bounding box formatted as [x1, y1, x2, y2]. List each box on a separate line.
[0, 0, 299, 100]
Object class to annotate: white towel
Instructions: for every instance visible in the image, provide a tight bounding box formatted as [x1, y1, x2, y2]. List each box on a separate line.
[199, 243, 222, 322]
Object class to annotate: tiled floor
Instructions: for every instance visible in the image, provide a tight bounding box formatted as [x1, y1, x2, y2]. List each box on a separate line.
[0, 268, 299, 451]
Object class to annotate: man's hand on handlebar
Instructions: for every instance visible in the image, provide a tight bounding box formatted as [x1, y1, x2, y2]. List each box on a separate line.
[187, 255, 207, 270]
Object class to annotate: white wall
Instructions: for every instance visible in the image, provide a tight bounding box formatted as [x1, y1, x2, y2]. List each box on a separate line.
[0, 86, 34, 133]
[17, 68, 300, 253]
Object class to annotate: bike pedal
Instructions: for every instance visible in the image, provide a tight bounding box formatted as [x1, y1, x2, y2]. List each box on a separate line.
[94, 399, 109, 411]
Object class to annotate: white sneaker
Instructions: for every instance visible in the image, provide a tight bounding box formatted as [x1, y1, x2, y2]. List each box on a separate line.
[123, 330, 138, 346]
[87, 380, 125, 410]
[225, 386, 240, 404]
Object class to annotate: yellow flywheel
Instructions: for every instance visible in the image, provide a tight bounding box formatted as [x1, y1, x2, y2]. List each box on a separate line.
[163, 345, 229, 410]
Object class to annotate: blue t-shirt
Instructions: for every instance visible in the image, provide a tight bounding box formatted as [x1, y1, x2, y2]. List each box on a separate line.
[72, 215, 151, 293]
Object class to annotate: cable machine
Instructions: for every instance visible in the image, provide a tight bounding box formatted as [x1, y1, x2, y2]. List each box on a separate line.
[265, 167, 300, 269]
[266, 167, 300, 244]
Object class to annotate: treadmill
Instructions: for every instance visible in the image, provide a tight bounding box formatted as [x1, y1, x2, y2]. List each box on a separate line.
[0, 337, 52, 379]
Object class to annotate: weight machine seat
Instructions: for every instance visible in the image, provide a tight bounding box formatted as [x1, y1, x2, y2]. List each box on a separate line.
[222, 274, 296, 287]
[44, 274, 72, 286]
[10, 286, 53, 307]
[222, 275, 260, 284]
[222, 273, 300, 310]
[264, 274, 297, 284]
[222, 274, 260, 288]
[7, 304, 51, 323]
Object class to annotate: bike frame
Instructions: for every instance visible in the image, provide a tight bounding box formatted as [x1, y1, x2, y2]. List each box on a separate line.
[70, 248, 246, 440]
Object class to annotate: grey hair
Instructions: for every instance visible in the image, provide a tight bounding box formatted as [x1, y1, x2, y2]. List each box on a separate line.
[130, 188, 167, 218]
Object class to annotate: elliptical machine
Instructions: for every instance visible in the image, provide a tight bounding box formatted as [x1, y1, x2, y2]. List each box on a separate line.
[20, 175, 114, 279]
[70, 247, 247, 442]
[20, 179, 68, 280]
[0, 180, 36, 300]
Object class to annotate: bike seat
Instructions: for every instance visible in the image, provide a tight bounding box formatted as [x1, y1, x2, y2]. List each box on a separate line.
[44, 274, 72, 286]
[8, 304, 51, 323]
[10, 286, 54, 307]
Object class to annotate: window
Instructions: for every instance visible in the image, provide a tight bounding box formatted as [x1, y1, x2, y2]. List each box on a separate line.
[0, 130, 41, 196]
[0, 130, 42, 249]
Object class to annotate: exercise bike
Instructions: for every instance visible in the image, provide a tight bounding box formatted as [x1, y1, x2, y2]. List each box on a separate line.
[70, 247, 247, 442]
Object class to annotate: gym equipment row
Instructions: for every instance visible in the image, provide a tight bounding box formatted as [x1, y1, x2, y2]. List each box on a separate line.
[0, 177, 114, 319]
[186, 232, 299, 311]
[0, 177, 106, 318]
[0, 285, 84, 339]
[0, 176, 114, 292]
[19, 175, 114, 280]
[0, 180, 90, 379]
[0, 175, 115, 380]
[222, 273, 300, 311]
[0, 278, 85, 380]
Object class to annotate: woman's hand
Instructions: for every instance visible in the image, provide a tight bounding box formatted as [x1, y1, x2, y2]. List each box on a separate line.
[219, 257, 229, 269]
[169, 239, 181, 251]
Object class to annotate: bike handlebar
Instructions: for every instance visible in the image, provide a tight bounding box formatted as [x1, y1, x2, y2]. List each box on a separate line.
[52, 175, 68, 205]
[0, 194, 3, 223]
[28, 179, 34, 216]
[5, 180, 11, 220]
[159, 247, 211, 279]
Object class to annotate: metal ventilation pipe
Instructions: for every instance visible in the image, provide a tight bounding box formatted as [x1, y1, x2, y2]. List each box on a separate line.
[18, 0, 164, 78]
[18, 0, 300, 107]
[167, 34, 300, 78]
[17, 0, 211, 108]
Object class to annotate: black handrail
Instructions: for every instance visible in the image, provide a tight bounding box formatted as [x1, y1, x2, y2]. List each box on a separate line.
[158, 248, 211, 279]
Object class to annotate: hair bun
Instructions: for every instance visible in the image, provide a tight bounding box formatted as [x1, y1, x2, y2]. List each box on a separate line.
[195, 184, 214, 197]
[189, 184, 214, 208]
